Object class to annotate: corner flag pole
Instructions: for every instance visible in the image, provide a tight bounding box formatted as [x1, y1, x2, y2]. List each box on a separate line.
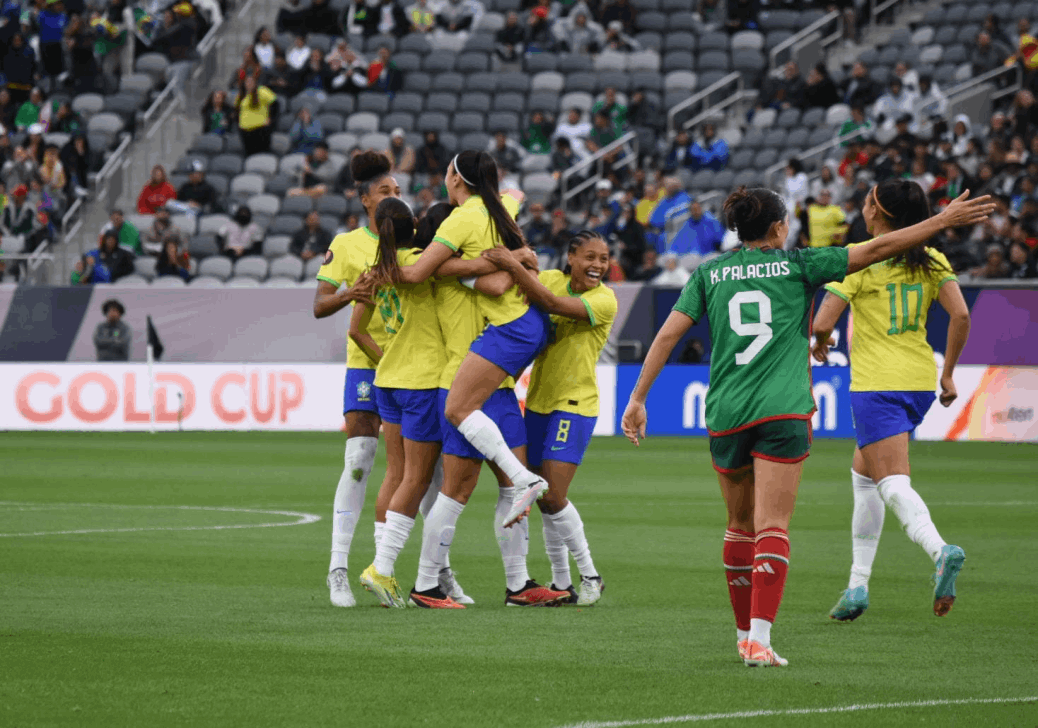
[147, 343, 156, 435]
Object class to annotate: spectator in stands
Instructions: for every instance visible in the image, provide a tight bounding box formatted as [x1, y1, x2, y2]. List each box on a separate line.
[290, 106, 325, 154]
[60, 135, 89, 199]
[38, 0, 69, 84]
[286, 33, 311, 71]
[725, 0, 759, 33]
[2, 146, 37, 192]
[525, 3, 554, 51]
[94, 299, 131, 360]
[202, 90, 236, 135]
[521, 202, 552, 249]
[298, 49, 333, 96]
[0, 89, 17, 131]
[758, 61, 805, 112]
[802, 63, 840, 110]
[689, 123, 729, 171]
[648, 176, 691, 253]
[99, 209, 142, 254]
[372, 0, 409, 36]
[176, 161, 220, 214]
[415, 131, 449, 187]
[628, 248, 661, 281]
[436, 0, 483, 34]
[4, 34, 37, 107]
[326, 43, 369, 94]
[367, 46, 402, 92]
[387, 128, 415, 173]
[592, 87, 627, 137]
[15, 88, 44, 131]
[144, 208, 182, 255]
[0, 184, 38, 250]
[559, 10, 603, 54]
[544, 209, 573, 265]
[488, 131, 524, 173]
[668, 197, 724, 256]
[254, 27, 277, 68]
[973, 31, 1011, 78]
[840, 61, 879, 109]
[627, 90, 661, 135]
[551, 136, 580, 181]
[49, 101, 84, 135]
[940, 160, 973, 201]
[971, 242, 1010, 278]
[651, 253, 690, 286]
[553, 108, 592, 157]
[277, 0, 307, 33]
[304, 0, 339, 34]
[602, 20, 639, 52]
[137, 165, 177, 215]
[290, 210, 333, 260]
[636, 180, 662, 225]
[407, 0, 436, 33]
[156, 236, 192, 281]
[588, 111, 618, 151]
[839, 105, 873, 145]
[495, 11, 525, 65]
[232, 47, 262, 92]
[810, 162, 846, 203]
[263, 50, 298, 95]
[874, 77, 917, 129]
[236, 76, 278, 157]
[153, 7, 196, 62]
[522, 110, 554, 155]
[1008, 239, 1037, 278]
[344, 0, 377, 36]
[915, 75, 947, 122]
[38, 145, 65, 205]
[601, 0, 635, 33]
[663, 130, 692, 172]
[288, 142, 337, 197]
[805, 188, 846, 248]
[892, 60, 919, 96]
[219, 205, 262, 259]
[615, 202, 646, 272]
[588, 178, 621, 231]
[86, 232, 135, 283]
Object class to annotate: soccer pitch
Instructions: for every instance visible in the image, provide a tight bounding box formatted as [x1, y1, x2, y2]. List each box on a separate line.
[2, 433, 1036, 727]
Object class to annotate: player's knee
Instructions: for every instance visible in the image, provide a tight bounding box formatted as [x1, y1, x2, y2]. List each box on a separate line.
[444, 399, 470, 427]
[538, 491, 567, 514]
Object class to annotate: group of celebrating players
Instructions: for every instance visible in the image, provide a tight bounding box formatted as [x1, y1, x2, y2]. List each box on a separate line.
[312, 147, 995, 666]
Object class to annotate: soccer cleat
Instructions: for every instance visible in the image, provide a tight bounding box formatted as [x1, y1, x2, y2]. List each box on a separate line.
[438, 567, 475, 605]
[501, 477, 549, 528]
[327, 568, 356, 608]
[744, 640, 789, 667]
[829, 586, 869, 621]
[738, 639, 750, 661]
[932, 544, 966, 617]
[408, 586, 466, 609]
[576, 575, 605, 606]
[505, 580, 570, 607]
[550, 583, 578, 605]
[359, 564, 406, 608]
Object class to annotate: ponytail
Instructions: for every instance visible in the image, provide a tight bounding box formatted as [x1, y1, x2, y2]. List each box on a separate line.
[371, 197, 415, 284]
[872, 180, 950, 279]
[453, 150, 526, 250]
[722, 186, 787, 243]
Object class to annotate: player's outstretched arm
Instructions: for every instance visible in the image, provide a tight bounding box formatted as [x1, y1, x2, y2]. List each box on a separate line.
[348, 300, 383, 364]
[622, 310, 695, 445]
[847, 191, 995, 275]
[481, 247, 590, 321]
[396, 241, 455, 284]
[811, 292, 848, 364]
[937, 280, 970, 406]
[313, 278, 375, 319]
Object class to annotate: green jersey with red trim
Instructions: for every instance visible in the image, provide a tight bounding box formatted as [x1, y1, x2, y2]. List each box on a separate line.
[673, 246, 849, 434]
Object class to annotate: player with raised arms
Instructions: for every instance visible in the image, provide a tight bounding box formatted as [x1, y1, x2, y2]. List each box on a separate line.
[480, 231, 617, 606]
[313, 150, 400, 608]
[621, 187, 993, 666]
[812, 180, 970, 621]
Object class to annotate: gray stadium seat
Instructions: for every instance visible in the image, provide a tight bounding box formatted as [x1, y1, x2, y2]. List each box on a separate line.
[135, 53, 170, 84]
[460, 132, 491, 151]
[427, 93, 460, 113]
[381, 112, 415, 133]
[457, 52, 490, 73]
[432, 72, 466, 93]
[357, 93, 391, 115]
[466, 72, 499, 94]
[525, 53, 559, 73]
[262, 235, 292, 258]
[327, 132, 359, 155]
[225, 277, 262, 288]
[527, 92, 560, 113]
[151, 275, 186, 287]
[365, 34, 398, 53]
[452, 112, 485, 134]
[665, 70, 698, 93]
[230, 174, 265, 198]
[399, 34, 432, 54]
[487, 112, 519, 134]
[317, 113, 346, 133]
[233, 256, 269, 281]
[417, 112, 450, 133]
[359, 132, 390, 150]
[199, 214, 232, 235]
[459, 92, 492, 113]
[198, 255, 232, 280]
[775, 108, 801, 129]
[269, 215, 304, 236]
[403, 72, 432, 93]
[244, 154, 279, 178]
[493, 93, 526, 113]
[269, 255, 304, 280]
[281, 196, 315, 216]
[291, 91, 325, 114]
[189, 276, 225, 288]
[249, 194, 281, 217]
[323, 95, 356, 116]
[391, 93, 424, 114]
[134, 257, 157, 280]
[317, 195, 348, 216]
[210, 154, 244, 177]
[305, 256, 325, 278]
[634, 32, 662, 52]
[663, 52, 695, 73]
[496, 72, 530, 94]
[423, 54, 456, 73]
[664, 31, 696, 53]
[392, 52, 422, 74]
[346, 112, 379, 134]
[636, 11, 667, 32]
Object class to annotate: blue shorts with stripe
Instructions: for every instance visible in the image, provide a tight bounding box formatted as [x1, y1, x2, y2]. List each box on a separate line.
[470, 307, 551, 378]
[850, 390, 936, 449]
[525, 410, 596, 468]
[375, 386, 441, 442]
[343, 368, 377, 415]
[438, 387, 526, 459]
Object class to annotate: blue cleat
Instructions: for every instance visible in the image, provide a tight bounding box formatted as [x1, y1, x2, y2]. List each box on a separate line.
[829, 586, 869, 621]
[932, 545, 966, 617]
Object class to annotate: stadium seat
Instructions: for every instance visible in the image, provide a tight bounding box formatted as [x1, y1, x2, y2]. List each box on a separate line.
[189, 276, 225, 288]
[560, 92, 594, 113]
[697, 52, 731, 72]
[729, 149, 755, 170]
[316, 195, 348, 216]
[912, 27, 935, 46]
[357, 93, 391, 115]
[665, 70, 698, 93]
[459, 132, 491, 151]
[244, 154, 279, 178]
[521, 155, 551, 173]
[825, 104, 852, 126]
[919, 45, 944, 65]
[225, 277, 262, 288]
[198, 215, 232, 235]
[198, 255, 232, 280]
[359, 132, 390, 150]
[281, 196, 314, 216]
[390, 93, 423, 115]
[291, 91, 325, 115]
[172, 214, 198, 236]
[381, 112, 415, 133]
[269, 215, 304, 236]
[210, 154, 244, 177]
[457, 52, 490, 73]
[150, 275, 186, 287]
[403, 72, 432, 93]
[497, 72, 530, 94]
[487, 112, 519, 134]
[269, 255, 304, 281]
[731, 30, 765, 51]
[627, 50, 661, 72]
[233, 256, 269, 281]
[634, 31, 663, 52]
[801, 107, 825, 128]
[392, 52, 422, 74]
[323, 95, 356, 116]
[265, 277, 301, 288]
[663, 51, 695, 73]
[249, 194, 281, 217]
[494, 93, 526, 113]
[527, 91, 560, 113]
[465, 72, 498, 94]
[327, 132, 359, 156]
[135, 53, 170, 85]
[740, 128, 766, 148]
[346, 112, 379, 134]
[317, 113, 346, 133]
[594, 51, 627, 72]
[775, 108, 801, 129]
[426, 93, 460, 114]
[698, 32, 729, 52]
[750, 109, 776, 129]
[399, 34, 431, 54]
[597, 72, 631, 94]
[463, 33, 497, 54]
[786, 128, 810, 150]
[475, 11, 504, 31]
[365, 34, 397, 53]
[230, 174, 265, 198]
[564, 74, 598, 94]
[433, 72, 466, 93]
[452, 112, 486, 134]
[459, 92, 492, 113]
[134, 257, 157, 280]
[808, 127, 834, 148]
[525, 53, 559, 73]
[305, 256, 325, 278]
[270, 133, 291, 156]
[531, 71, 565, 93]
[636, 11, 667, 32]
[310, 34, 334, 53]
[265, 174, 294, 197]
[523, 173, 556, 203]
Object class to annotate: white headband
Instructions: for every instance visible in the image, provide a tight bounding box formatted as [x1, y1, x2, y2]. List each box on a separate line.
[450, 154, 476, 187]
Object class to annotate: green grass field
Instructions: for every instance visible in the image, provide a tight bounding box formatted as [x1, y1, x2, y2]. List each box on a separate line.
[2, 433, 1036, 727]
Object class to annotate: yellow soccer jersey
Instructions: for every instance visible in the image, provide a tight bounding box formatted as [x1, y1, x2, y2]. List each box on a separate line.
[826, 244, 957, 392]
[432, 194, 528, 328]
[373, 249, 446, 390]
[434, 276, 515, 391]
[526, 270, 617, 417]
[316, 227, 390, 370]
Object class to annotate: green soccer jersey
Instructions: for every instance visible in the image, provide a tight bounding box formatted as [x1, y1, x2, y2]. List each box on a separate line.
[673, 246, 849, 434]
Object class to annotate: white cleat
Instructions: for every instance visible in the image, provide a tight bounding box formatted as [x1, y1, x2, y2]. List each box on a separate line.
[439, 567, 475, 605]
[501, 477, 549, 528]
[327, 568, 356, 608]
[743, 640, 789, 667]
[576, 575, 605, 606]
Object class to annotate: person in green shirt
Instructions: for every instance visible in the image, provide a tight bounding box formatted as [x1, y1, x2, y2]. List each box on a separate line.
[839, 105, 873, 147]
[591, 86, 627, 137]
[588, 111, 618, 152]
[14, 87, 44, 131]
[98, 209, 143, 254]
[522, 110, 554, 155]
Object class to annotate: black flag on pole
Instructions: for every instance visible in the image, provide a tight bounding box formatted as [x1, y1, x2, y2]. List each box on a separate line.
[146, 315, 164, 361]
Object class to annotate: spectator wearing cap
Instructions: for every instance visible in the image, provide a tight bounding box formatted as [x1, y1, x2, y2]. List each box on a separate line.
[668, 197, 724, 256]
[805, 188, 846, 248]
[290, 210, 333, 261]
[137, 165, 177, 214]
[588, 178, 622, 231]
[648, 176, 692, 253]
[874, 78, 917, 129]
[0, 185, 38, 249]
[689, 123, 729, 171]
[388, 129, 416, 174]
[94, 299, 132, 361]
[14, 88, 44, 131]
[2, 146, 38, 191]
[86, 231, 136, 283]
[602, 20, 639, 52]
[99, 209, 143, 255]
[175, 161, 219, 214]
[290, 106, 325, 154]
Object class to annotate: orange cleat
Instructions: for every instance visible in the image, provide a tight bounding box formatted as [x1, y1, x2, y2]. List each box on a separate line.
[408, 587, 466, 609]
[505, 580, 570, 607]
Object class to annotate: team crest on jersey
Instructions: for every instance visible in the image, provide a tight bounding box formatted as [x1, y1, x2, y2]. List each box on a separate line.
[357, 380, 372, 401]
[323, 249, 334, 265]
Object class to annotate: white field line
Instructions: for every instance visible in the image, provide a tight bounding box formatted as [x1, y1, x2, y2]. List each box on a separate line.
[556, 696, 1038, 728]
[0, 502, 320, 537]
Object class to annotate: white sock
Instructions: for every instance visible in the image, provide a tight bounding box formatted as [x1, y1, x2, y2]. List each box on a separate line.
[457, 411, 538, 488]
[877, 474, 947, 562]
[373, 511, 415, 576]
[329, 436, 376, 572]
[418, 459, 451, 570]
[737, 628, 749, 643]
[548, 502, 597, 578]
[849, 469, 884, 589]
[415, 493, 465, 591]
[495, 487, 531, 591]
[542, 513, 571, 588]
[374, 521, 385, 551]
[748, 618, 772, 648]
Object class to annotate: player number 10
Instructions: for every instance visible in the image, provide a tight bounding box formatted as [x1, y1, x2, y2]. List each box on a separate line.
[885, 282, 922, 335]
[728, 290, 773, 365]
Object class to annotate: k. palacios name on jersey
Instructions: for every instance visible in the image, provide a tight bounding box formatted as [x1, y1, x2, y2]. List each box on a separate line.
[709, 261, 791, 284]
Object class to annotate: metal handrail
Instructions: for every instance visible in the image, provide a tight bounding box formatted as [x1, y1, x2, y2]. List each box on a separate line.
[667, 71, 742, 138]
[869, 0, 910, 28]
[768, 10, 841, 69]
[560, 131, 639, 207]
[191, 13, 227, 82]
[943, 64, 1022, 105]
[762, 127, 876, 185]
[685, 89, 758, 132]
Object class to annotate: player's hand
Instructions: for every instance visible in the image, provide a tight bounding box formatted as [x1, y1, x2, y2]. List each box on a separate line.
[513, 245, 539, 271]
[938, 191, 996, 228]
[349, 272, 377, 303]
[621, 399, 647, 446]
[939, 374, 957, 407]
[481, 245, 519, 271]
[811, 335, 835, 364]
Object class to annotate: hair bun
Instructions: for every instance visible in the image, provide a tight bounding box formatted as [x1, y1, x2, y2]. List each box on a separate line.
[350, 150, 392, 184]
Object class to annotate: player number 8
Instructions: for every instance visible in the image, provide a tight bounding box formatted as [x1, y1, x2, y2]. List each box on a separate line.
[728, 290, 773, 365]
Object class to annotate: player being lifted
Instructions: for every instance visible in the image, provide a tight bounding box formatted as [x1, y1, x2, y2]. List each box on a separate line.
[621, 187, 993, 666]
[812, 180, 970, 621]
